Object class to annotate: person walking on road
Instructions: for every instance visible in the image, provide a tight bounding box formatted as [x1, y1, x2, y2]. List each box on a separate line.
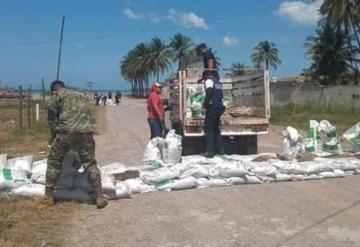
[147, 82, 165, 139]
[202, 71, 225, 158]
[44, 80, 108, 209]
[196, 43, 220, 81]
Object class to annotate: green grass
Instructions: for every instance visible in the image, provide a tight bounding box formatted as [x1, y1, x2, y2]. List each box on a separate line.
[270, 103, 359, 134]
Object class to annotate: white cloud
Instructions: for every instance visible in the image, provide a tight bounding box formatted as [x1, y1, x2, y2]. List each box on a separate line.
[123, 8, 142, 19]
[166, 9, 208, 29]
[149, 13, 161, 23]
[223, 35, 238, 47]
[277, 0, 323, 25]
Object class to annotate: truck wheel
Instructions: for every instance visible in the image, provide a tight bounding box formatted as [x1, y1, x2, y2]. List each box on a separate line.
[224, 135, 257, 155]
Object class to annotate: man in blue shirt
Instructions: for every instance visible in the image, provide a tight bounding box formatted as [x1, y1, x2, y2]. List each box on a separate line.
[196, 43, 220, 81]
[202, 71, 225, 158]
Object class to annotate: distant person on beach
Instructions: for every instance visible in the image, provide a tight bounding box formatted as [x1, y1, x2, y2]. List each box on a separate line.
[102, 94, 107, 106]
[108, 91, 112, 105]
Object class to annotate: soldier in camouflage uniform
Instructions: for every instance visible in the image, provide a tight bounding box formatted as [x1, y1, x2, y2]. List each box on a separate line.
[44, 80, 108, 209]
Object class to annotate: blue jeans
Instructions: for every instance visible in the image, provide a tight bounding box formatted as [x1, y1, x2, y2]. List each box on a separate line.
[148, 119, 163, 139]
[204, 107, 225, 155]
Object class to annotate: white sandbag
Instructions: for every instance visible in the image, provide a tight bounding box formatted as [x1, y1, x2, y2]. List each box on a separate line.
[280, 126, 305, 160]
[164, 130, 183, 165]
[0, 154, 7, 167]
[115, 181, 131, 198]
[100, 162, 127, 175]
[208, 178, 229, 187]
[12, 184, 45, 197]
[54, 188, 94, 202]
[304, 174, 323, 180]
[246, 162, 277, 176]
[275, 173, 292, 182]
[261, 176, 276, 183]
[0, 168, 28, 190]
[331, 160, 360, 171]
[273, 161, 306, 174]
[319, 169, 346, 179]
[156, 177, 197, 191]
[196, 178, 229, 188]
[245, 175, 263, 184]
[143, 137, 166, 163]
[100, 173, 116, 192]
[343, 122, 360, 153]
[180, 165, 209, 178]
[319, 120, 342, 154]
[7, 155, 33, 174]
[181, 155, 208, 165]
[226, 177, 247, 185]
[208, 166, 220, 178]
[291, 174, 306, 181]
[216, 162, 247, 178]
[140, 166, 181, 184]
[124, 178, 156, 194]
[305, 120, 322, 153]
[301, 161, 334, 174]
[30, 159, 47, 184]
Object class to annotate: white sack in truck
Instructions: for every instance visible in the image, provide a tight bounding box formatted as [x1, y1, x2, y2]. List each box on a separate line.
[100, 162, 127, 175]
[115, 181, 131, 198]
[123, 178, 156, 194]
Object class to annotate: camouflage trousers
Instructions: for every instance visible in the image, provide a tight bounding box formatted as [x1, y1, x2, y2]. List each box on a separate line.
[46, 133, 101, 188]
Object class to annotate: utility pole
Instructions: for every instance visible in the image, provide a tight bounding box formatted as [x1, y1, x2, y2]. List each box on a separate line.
[56, 15, 65, 80]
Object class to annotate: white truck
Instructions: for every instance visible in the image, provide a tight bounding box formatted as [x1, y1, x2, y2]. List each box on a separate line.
[163, 68, 270, 155]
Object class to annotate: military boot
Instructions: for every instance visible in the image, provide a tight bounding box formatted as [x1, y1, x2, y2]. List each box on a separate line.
[41, 186, 55, 206]
[94, 187, 108, 209]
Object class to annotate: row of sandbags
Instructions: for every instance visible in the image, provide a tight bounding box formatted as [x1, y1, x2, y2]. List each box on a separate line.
[0, 152, 130, 200]
[113, 154, 360, 196]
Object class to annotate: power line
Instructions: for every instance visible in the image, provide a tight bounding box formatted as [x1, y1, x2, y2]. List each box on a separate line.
[0, 3, 316, 48]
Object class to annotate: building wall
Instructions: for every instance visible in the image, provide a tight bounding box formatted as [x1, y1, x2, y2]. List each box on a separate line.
[270, 82, 360, 109]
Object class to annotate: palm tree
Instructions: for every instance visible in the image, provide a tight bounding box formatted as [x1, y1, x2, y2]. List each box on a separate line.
[304, 21, 355, 85]
[226, 62, 248, 76]
[251, 41, 281, 71]
[169, 33, 193, 70]
[148, 37, 172, 81]
[320, 0, 360, 48]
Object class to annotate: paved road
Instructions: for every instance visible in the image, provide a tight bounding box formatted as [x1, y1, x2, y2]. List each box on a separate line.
[63, 97, 360, 247]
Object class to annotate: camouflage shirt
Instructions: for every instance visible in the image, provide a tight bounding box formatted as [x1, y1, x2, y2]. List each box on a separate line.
[47, 88, 94, 133]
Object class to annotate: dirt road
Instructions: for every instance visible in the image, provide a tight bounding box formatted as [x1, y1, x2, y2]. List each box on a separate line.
[63, 97, 360, 247]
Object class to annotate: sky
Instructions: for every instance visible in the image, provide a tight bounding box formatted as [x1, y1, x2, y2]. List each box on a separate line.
[0, 0, 323, 90]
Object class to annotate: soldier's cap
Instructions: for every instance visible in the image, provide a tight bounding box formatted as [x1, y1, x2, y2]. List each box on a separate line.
[50, 80, 65, 92]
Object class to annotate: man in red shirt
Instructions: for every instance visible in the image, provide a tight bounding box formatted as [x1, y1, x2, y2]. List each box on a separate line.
[147, 82, 165, 139]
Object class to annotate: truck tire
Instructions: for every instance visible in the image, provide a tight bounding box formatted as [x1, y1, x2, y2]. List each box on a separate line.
[224, 135, 257, 155]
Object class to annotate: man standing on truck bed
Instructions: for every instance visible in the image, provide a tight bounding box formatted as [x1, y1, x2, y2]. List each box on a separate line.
[196, 43, 220, 81]
[202, 71, 225, 158]
[45, 80, 108, 209]
[147, 82, 165, 139]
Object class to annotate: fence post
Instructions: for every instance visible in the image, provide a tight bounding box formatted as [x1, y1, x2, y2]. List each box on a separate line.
[41, 78, 46, 120]
[27, 86, 31, 128]
[19, 85, 23, 129]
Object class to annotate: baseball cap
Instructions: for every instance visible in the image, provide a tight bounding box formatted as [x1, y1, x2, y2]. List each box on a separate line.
[151, 82, 164, 91]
